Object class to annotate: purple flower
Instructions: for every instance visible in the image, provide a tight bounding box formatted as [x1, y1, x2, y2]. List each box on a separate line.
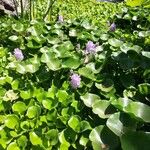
[70, 73, 81, 89]
[85, 41, 96, 54]
[13, 48, 24, 61]
[58, 15, 64, 23]
[109, 23, 116, 32]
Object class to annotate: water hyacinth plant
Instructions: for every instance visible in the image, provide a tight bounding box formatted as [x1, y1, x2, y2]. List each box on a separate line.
[0, 0, 150, 150]
[13, 48, 24, 61]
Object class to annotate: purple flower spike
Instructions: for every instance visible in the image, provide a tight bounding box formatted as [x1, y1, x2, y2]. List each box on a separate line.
[58, 15, 64, 23]
[109, 23, 116, 32]
[70, 73, 81, 89]
[86, 41, 96, 54]
[13, 48, 24, 61]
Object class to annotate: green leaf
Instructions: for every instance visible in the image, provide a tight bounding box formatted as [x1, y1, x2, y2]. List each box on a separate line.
[41, 52, 61, 70]
[29, 132, 42, 146]
[69, 29, 77, 37]
[80, 121, 92, 132]
[12, 101, 27, 113]
[68, 115, 80, 132]
[5, 115, 19, 129]
[56, 90, 69, 104]
[12, 22, 24, 32]
[26, 106, 41, 118]
[100, 34, 109, 41]
[95, 79, 114, 92]
[126, 0, 144, 7]
[79, 135, 89, 146]
[59, 128, 77, 145]
[17, 135, 28, 148]
[138, 83, 150, 95]
[0, 47, 6, 57]
[11, 80, 19, 90]
[111, 98, 132, 111]
[0, 77, 6, 85]
[16, 64, 26, 74]
[108, 38, 123, 47]
[20, 90, 32, 99]
[20, 121, 30, 130]
[47, 36, 60, 44]
[142, 51, 150, 58]
[3, 90, 18, 101]
[80, 93, 100, 107]
[42, 99, 57, 110]
[124, 102, 150, 123]
[62, 56, 81, 69]
[8, 35, 19, 42]
[45, 129, 58, 145]
[7, 142, 20, 150]
[59, 130, 70, 147]
[92, 100, 113, 119]
[78, 67, 96, 80]
[46, 109, 57, 121]
[27, 41, 42, 49]
[89, 125, 119, 150]
[86, 62, 101, 74]
[121, 131, 150, 150]
[106, 112, 136, 136]
[25, 64, 39, 73]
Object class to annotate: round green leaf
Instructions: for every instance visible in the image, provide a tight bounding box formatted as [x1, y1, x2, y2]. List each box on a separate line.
[68, 115, 80, 132]
[42, 99, 57, 110]
[8, 35, 19, 42]
[124, 102, 150, 123]
[16, 64, 26, 74]
[20, 90, 32, 99]
[79, 135, 89, 146]
[80, 93, 100, 107]
[17, 135, 28, 148]
[89, 125, 119, 150]
[78, 67, 96, 80]
[80, 121, 92, 132]
[26, 106, 41, 118]
[29, 132, 42, 146]
[106, 112, 136, 136]
[12, 22, 24, 32]
[45, 129, 58, 145]
[7, 142, 20, 150]
[69, 29, 77, 37]
[108, 38, 123, 47]
[62, 56, 81, 69]
[12, 101, 27, 113]
[95, 79, 114, 92]
[25, 64, 39, 73]
[11, 80, 19, 90]
[92, 100, 112, 119]
[5, 115, 19, 129]
[142, 51, 150, 59]
[111, 98, 132, 111]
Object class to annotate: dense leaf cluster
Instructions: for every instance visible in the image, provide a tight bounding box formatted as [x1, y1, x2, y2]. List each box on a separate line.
[0, 2, 150, 150]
